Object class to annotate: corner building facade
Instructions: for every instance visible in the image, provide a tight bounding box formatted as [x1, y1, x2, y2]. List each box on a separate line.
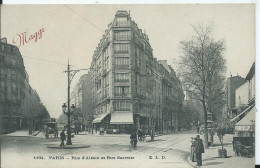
[90, 11, 183, 134]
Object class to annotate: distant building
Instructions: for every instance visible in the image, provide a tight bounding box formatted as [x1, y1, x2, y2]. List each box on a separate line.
[70, 73, 92, 130]
[235, 82, 249, 107]
[90, 11, 183, 134]
[225, 75, 246, 118]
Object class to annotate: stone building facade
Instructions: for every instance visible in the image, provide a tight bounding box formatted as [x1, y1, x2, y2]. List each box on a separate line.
[90, 11, 183, 134]
[0, 38, 49, 134]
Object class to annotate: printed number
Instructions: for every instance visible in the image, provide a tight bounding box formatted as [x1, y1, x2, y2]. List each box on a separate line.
[34, 156, 44, 159]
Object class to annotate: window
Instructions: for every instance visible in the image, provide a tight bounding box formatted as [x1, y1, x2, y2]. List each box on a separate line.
[114, 31, 131, 40]
[0, 56, 4, 65]
[115, 73, 129, 82]
[114, 86, 130, 97]
[105, 86, 109, 98]
[1, 68, 5, 79]
[115, 57, 129, 69]
[1, 45, 4, 52]
[104, 75, 109, 86]
[12, 59, 16, 66]
[1, 81, 5, 90]
[12, 47, 17, 54]
[116, 17, 127, 26]
[114, 44, 129, 54]
[146, 66, 152, 75]
[103, 50, 109, 70]
[97, 79, 101, 90]
[113, 101, 130, 111]
[11, 71, 16, 80]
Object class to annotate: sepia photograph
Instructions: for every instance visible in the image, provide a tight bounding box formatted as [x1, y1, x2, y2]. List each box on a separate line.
[0, 3, 256, 168]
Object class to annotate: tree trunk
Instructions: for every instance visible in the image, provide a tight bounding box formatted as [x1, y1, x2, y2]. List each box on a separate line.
[203, 100, 208, 148]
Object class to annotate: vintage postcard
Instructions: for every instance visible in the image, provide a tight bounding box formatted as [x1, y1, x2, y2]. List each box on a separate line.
[0, 4, 256, 168]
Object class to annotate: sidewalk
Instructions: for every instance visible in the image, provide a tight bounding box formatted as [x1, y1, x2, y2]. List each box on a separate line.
[187, 134, 255, 168]
[4, 130, 42, 137]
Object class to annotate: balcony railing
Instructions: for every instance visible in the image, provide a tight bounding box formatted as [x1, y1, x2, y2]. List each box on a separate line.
[114, 108, 130, 111]
[114, 50, 129, 54]
[115, 21, 131, 27]
[114, 65, 130, 69]
[114, 35, 131, 41]
[114, 79, 129, 82]
[114, 93, 130, 98]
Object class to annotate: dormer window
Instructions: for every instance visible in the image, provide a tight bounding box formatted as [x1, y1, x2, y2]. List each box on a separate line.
[1, 45, 4, 52]
[116, 17, 127, 26]
[12, 47, 16, 54]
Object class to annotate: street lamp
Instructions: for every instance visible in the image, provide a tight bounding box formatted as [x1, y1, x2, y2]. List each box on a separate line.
[63, 60, 92, 145]
[62, 103, 67, 114]
[61, 103, 76, 145]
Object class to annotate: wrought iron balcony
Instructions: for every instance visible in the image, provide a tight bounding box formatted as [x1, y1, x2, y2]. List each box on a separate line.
[114, 79, 129, 82]
[114, 93, 130, 98]
[114, 65, 130, 69]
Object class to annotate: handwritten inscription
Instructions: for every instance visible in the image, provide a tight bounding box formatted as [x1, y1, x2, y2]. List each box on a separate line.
[12, 28, 45, 47]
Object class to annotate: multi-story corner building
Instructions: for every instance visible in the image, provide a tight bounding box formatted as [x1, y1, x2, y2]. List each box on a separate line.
[225, 75, 246, 118]
[90, 11, 183, 134]
[0, 38, 28, 133]
[0, 38, 49, 134]
[70, 73, 92, 130]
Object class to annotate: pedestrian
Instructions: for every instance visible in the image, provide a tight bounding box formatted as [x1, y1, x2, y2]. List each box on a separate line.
[130, 131, 138, 149]
[194, 135, 204, 167]
[190, 137, 197, 162]
[45, 126, 49, 139]
[197, 124, 200, 134]
[60, 130, 66, 147]
[55, 129, 58, 138]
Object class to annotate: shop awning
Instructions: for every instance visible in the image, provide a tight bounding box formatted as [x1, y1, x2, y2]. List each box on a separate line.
[92, 113, 109, 124]
[110, 112, 134, 124]
[236, 106, 255, 126]
[230, 105, 254, 122]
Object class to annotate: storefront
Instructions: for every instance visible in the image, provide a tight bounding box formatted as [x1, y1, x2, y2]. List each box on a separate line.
[110, 112, 134, 134]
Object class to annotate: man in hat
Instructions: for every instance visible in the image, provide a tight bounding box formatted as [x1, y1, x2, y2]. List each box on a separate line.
[60, 130, 66, 147]
[194, 135, 204, 167]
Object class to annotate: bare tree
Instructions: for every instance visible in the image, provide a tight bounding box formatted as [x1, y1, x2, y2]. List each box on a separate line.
[178, 24, 226, 148]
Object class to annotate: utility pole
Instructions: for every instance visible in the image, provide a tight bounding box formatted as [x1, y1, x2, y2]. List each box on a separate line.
[66, 63, 72, 145]
[64, 60, 92, 145]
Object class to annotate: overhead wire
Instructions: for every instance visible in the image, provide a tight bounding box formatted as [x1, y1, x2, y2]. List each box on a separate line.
[63, 5, 104, 33]
[20, 5, 105, 70]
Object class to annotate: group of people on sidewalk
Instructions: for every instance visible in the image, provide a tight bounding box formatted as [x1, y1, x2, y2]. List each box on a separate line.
[191, 135, 205, 167]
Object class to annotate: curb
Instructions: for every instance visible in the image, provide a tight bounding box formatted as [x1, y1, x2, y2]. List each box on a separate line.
[47, 145, 91, 149]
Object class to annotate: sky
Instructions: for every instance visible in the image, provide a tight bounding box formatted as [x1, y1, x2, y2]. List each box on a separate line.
[1, 4, 255, 118]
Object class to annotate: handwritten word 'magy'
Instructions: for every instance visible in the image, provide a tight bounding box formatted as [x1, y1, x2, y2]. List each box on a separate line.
[12, 28, 45, 47]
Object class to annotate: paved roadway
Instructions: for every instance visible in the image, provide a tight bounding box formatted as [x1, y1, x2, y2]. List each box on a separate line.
[1, 130, 197, 168]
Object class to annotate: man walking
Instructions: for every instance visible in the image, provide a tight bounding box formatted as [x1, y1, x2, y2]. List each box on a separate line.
[60, 130, 66, 147]
[194, 135, 204, 167]
[130, 131, 138, 149]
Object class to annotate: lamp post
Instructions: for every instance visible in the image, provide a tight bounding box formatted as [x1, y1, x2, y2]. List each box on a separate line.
[63, 60, 91, 145]
[62, 103, 75, 145]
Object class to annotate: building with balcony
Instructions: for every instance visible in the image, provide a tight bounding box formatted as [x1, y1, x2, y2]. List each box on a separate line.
[90, 11, 183, 134]
[0, 38, 49, 134]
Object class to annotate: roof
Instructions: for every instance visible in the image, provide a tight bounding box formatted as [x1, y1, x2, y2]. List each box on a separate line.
[245, 62, 255, 80]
